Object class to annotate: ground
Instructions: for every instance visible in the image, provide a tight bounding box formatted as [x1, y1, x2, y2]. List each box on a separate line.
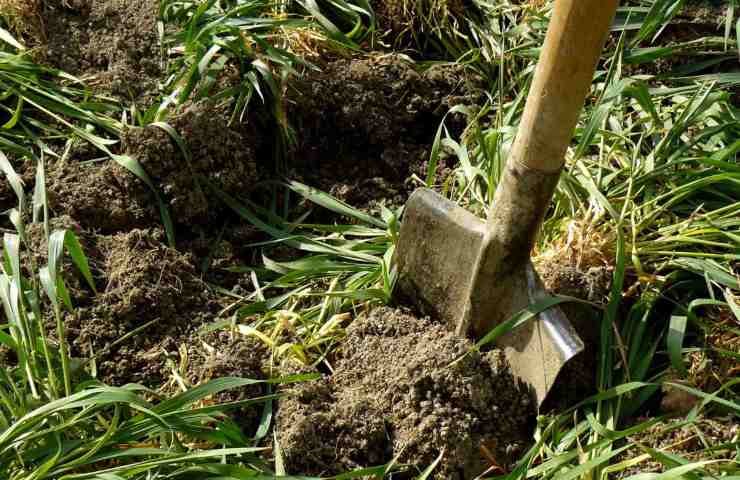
[277, 307, 534, 478]
[2, 0, 738, 477]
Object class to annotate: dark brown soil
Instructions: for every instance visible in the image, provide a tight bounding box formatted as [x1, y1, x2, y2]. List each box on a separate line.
[63, 228, 220, 387]
[120, 101, 263, 226]
[287, 54, 483, 210]
[277, 307, 534, 479]
[183, 331, 270, 428]
[47, 161, 155, 233]
[41, 0, 162, 103]
[45, 100, 264, 232]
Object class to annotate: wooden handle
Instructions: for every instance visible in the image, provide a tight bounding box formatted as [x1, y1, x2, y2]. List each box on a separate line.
[509, 0, 619, 173]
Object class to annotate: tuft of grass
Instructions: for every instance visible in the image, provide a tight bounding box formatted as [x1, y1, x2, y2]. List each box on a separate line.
[205, 179, 398, 368]
[156, 0, 374, 168]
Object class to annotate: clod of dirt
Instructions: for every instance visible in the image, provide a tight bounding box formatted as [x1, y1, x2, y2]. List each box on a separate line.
[183, 331, 270, 428]
[120, 101, 262, 226]
[287, 54, 483, 209]
[277, 307, 534, 479]
[41, 0, 162, 103]
[47, 161, 155, 233]
[65, 228, 219, 387]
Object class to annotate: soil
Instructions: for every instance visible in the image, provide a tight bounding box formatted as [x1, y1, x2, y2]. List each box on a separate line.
[276, 307, 535, 479]
[183, 331, 270, 428]
[287, 54, 484, 210]
[47, 161, 155, 233]
[40, 0, 162, 104]
[59, 228, 218, 387]
[119, 100, 264, 226]
[616, 415, 740, 477]
[18, 217, 270, 422]
[6, 0, 733, 476]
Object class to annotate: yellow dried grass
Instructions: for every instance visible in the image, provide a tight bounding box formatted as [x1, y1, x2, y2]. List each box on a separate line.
[0, 0, 44, 43]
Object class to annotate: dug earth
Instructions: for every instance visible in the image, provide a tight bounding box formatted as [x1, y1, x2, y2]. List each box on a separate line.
[277, 307, 535, 479]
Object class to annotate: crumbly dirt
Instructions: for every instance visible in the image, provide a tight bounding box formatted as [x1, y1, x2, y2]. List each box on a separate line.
[21, 218, 269, 422]
[120, 101, 263, 227]
[182, 331, 270, 428]
[40, 0, 162, 104]
[615, 415, 740, 477]
[277, 307, 534, 479]
[47, 160, 155, 233]
[61, 228, 220, 387]
[287, 54, 484, 210]
[46, 101, 263, 232]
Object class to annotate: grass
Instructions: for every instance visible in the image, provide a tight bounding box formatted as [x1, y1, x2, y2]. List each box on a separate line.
[0, 152, 325, 478]
[0, 0, 738, 478]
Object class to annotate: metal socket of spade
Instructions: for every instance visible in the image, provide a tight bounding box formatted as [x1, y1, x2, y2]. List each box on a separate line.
[394, 184, 584, 407]
[393, 0, 620, 406]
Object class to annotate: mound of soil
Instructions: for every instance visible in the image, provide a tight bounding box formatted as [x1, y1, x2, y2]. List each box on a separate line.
[120, 101, 263, 226]
[47, 101, 263, 232]
[65, 228, 219, 387]
[41, 0, 162, 103]
[47, 161, 155, 233]
[183, 331, 270, 428]
[277, 307, 534, 479]
[287, 54, 483, 208]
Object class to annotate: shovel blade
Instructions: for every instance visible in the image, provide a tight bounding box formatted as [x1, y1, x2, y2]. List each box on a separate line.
[394, 188, 584, 406]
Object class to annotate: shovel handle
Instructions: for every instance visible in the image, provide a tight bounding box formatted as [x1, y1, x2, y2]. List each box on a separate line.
[464, 0, 618, 339]
[509, 0, 619, 173]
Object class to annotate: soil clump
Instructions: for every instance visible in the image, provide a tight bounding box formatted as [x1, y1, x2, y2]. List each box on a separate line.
[62, 228, 219, 387]
[41, 0, 162, 104]
[47, 100, 264, 233]
[120, 101, 263, 227]
[277, 307, 534, 479]
[287, 54, 483, 210]
[182, 331, 270, 428]
[47, 161, 155, 233]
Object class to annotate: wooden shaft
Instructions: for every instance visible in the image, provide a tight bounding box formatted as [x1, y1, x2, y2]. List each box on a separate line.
[465, 0, 619, 338]
[509, 0, 619, 173]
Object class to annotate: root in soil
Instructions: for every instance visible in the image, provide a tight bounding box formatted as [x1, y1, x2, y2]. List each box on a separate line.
[277, 307, 534, 479]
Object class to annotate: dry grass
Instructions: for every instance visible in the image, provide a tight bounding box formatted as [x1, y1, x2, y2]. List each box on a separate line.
[687, 306, 740, 391]
[0, 0, 45, 44]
